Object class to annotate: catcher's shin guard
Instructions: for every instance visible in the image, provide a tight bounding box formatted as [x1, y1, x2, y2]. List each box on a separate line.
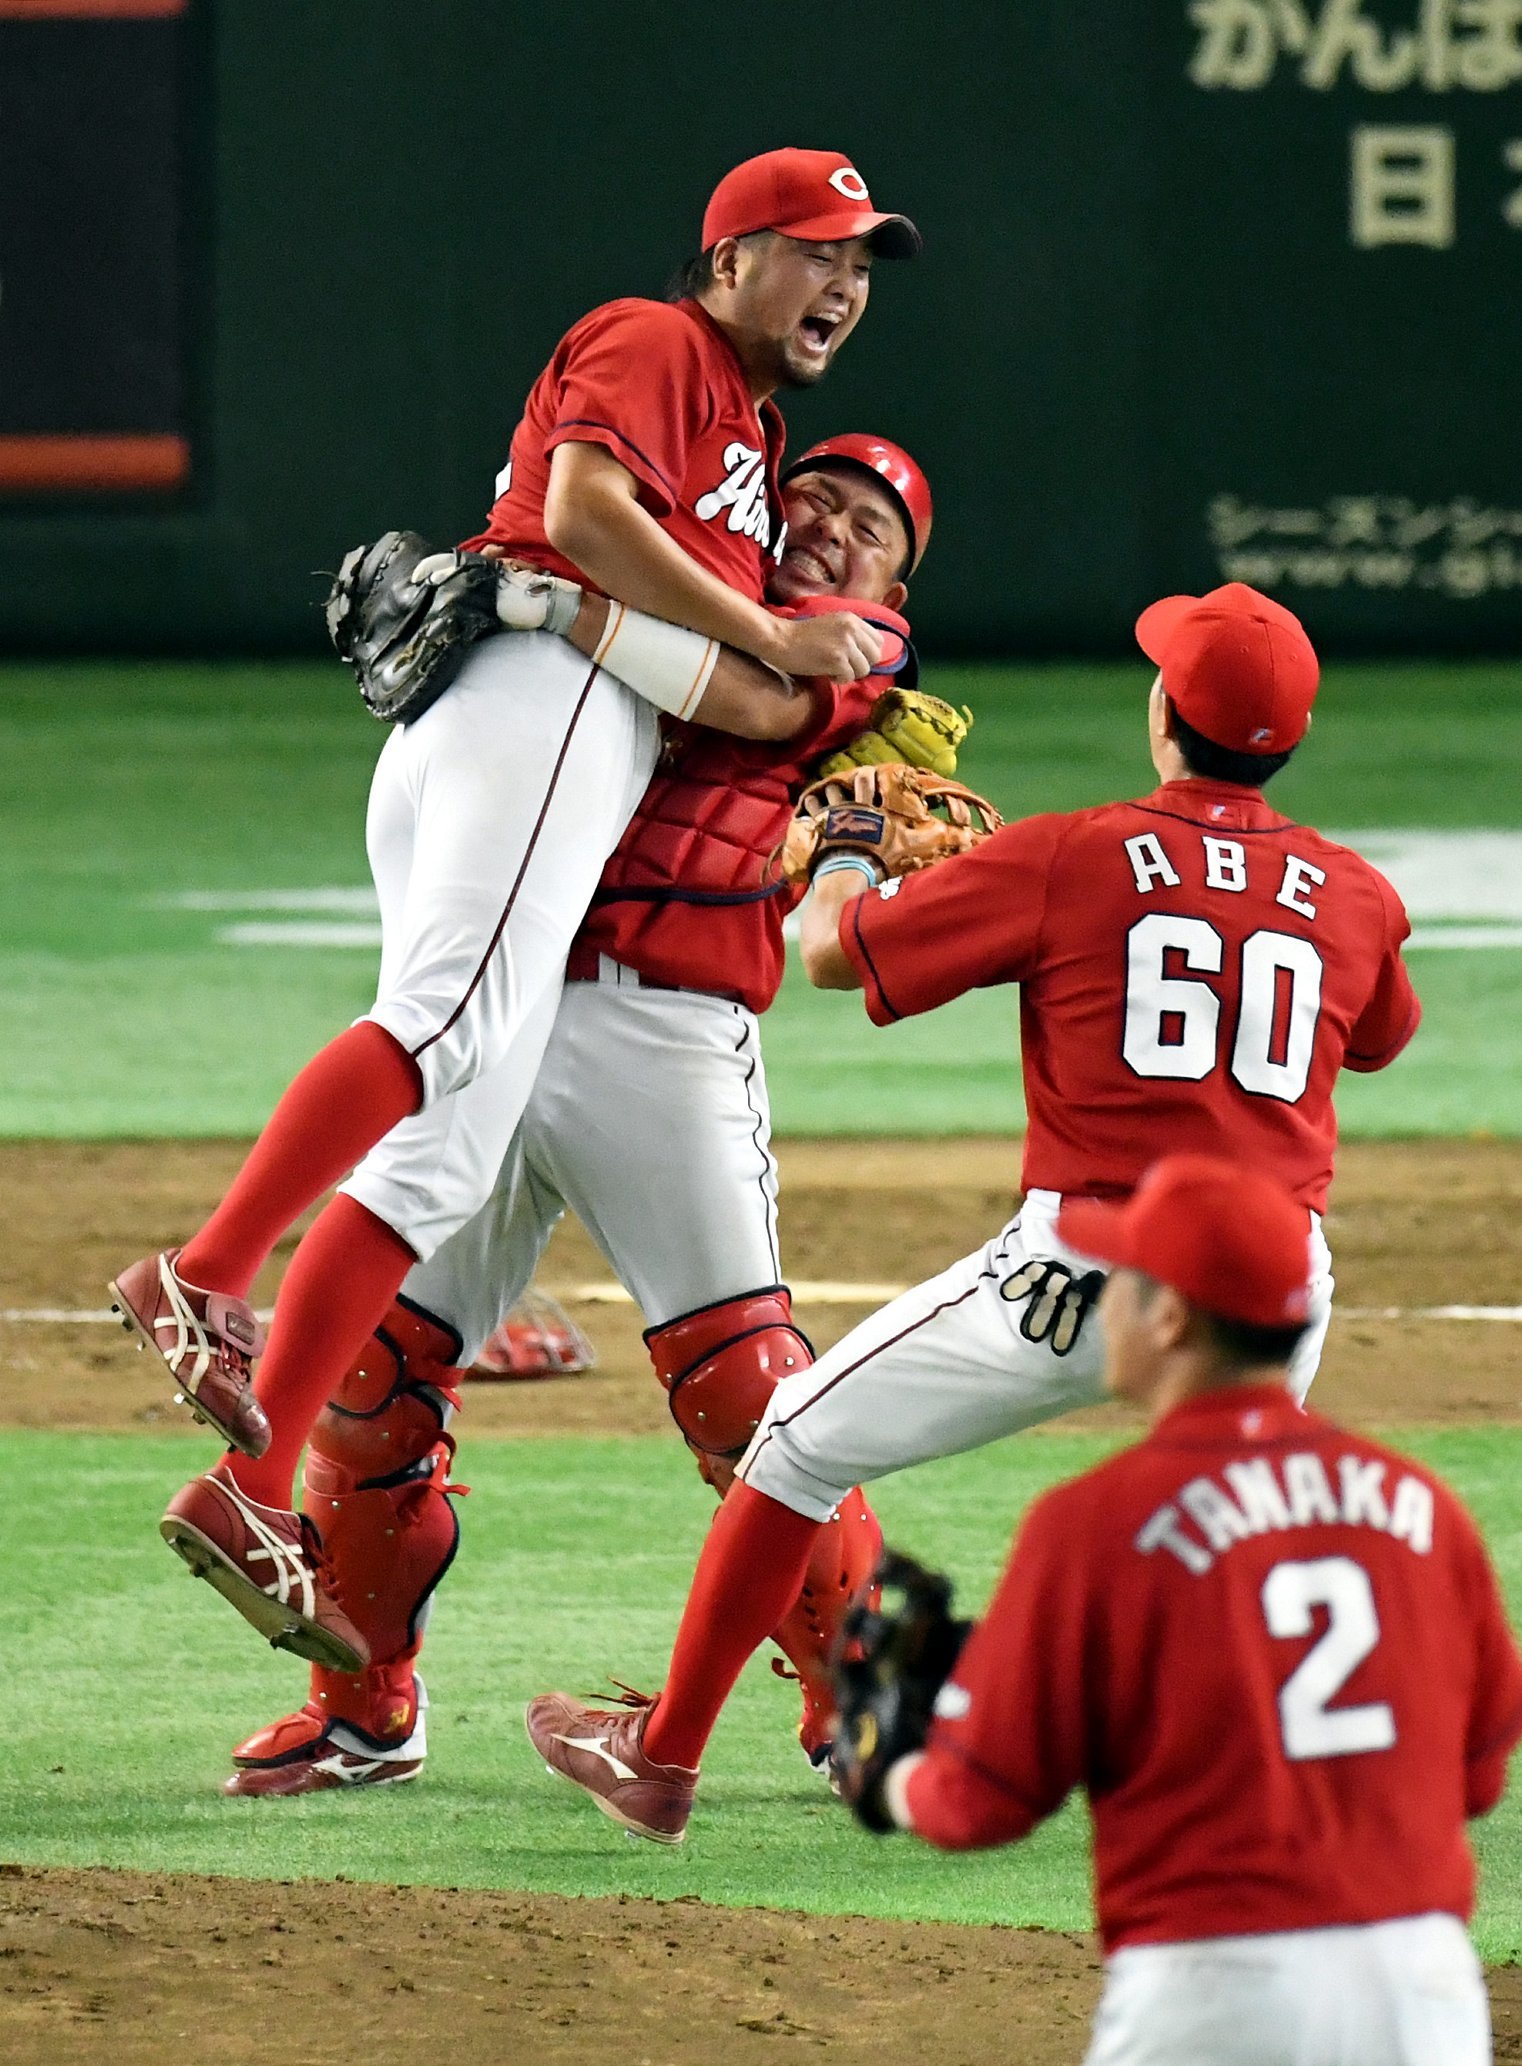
[291, 1299, 467, 1738]
[646, 1287, 812, 1491]
[769, 1486, 883, 1764]
[312, 1295, 466, 1480]
[648, 1288, 884, 1762]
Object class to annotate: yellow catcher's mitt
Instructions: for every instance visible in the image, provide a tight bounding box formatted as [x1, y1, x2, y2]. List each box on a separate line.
[778, 763, 1003, 887]
[816, 688, 974, 779]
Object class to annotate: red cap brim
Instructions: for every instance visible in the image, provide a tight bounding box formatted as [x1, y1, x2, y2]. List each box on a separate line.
[777, 210, 922, 258]
[1056, 1198, 1134, 1270]
[1135, 593, 1196, 666]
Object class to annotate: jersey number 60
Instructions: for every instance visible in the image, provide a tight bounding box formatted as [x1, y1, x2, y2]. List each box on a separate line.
[1123, 915, 1324, 1103]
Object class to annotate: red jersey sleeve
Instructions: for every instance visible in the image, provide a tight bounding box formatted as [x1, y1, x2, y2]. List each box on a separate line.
[1454, 1506, 1522, 1816]
[1345, 867, 1422, 1072]
[905, 1484, 1095, 1850]
[840, 813, 1068, 1026]
[543, 302, 713, 517]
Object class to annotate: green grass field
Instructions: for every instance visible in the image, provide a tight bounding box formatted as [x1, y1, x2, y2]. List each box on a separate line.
[3, 653, 1520, 1968]
[5, 1426, 1521, 1961]
[2, 658, 1520, 1136]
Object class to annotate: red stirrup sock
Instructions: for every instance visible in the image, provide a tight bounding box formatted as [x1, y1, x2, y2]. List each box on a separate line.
[224, 1195, 418, 1511]
[643, 1481, 821, 1770]
[179, 1022, 423, 1297]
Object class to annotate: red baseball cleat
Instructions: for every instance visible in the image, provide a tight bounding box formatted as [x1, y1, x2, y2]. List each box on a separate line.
[468, 1291, 596, 1381]
[109, 1250, 271, 1458]
[225, 1679, 428, 1797]
[525, 1688, 697, 1844]
[161, 1462, 369, 1673]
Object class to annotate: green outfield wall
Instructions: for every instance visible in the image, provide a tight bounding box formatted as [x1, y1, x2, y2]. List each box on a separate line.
[2, 0, 1520, 658]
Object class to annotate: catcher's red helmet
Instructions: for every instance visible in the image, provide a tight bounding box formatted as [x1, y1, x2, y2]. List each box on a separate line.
[782, 433, 933, 573]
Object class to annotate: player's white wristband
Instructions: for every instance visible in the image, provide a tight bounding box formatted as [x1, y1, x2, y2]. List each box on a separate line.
[811, 852, 884, 889]
[590, 600, 721, 721]
[882, 1752, 925, 1831]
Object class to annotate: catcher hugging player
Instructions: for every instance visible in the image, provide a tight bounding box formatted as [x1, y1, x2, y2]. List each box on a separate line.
[831, 1153, 1522, 2066]
[219, 433, 977, 1796]
[529, 580, 1426, 1844]
[108, 144, 926, 1668]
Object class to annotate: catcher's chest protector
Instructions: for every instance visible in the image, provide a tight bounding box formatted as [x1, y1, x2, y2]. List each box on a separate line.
[599, 747, 807, 898]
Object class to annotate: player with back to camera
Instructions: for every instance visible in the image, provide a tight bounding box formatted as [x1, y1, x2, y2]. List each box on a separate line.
[528, 581, 1425, 1843]
[109, 148, 921, 1668]
[223, 434, 949, 1795]
[833, 1152, 1522, 2066]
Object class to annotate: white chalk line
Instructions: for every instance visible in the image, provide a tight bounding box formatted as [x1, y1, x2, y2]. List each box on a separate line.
[153, 840, 1522, 951]
[6, 1294, 1522, 1324]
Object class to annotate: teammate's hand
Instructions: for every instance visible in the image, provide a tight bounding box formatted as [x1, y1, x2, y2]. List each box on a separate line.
[771, 609, 885, 683]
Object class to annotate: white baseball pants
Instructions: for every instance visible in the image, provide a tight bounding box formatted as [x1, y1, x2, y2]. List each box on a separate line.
[738, 1190, 1335, 1522]
[392, 971, 783, 1360]
[339, 633, 658, 1254]
[1084, 1913, 1489, 2066]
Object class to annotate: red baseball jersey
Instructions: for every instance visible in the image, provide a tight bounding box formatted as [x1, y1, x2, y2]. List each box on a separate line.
[905, 1385, 1522, 1951]
[570, 674, 879, 1010]
[839, 780, 1420, 1210]
[465, 297, 786, 600]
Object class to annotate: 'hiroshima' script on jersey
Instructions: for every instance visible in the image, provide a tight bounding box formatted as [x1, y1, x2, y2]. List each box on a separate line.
[839, 779, 1421, 1209]
[465, 297, 786, 603]
[695, 442, 786, 559]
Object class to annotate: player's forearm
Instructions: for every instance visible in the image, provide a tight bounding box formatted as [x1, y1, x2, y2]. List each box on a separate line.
[547, 467, 787, 667]
[799, 866, 870, 989]
[563, 594, 823, 741]
[890, 1749, 1040, 1851]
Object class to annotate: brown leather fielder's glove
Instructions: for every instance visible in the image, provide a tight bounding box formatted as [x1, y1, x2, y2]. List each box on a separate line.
[832, 1550, 971, 1834]
[778, 763, 1003, 886]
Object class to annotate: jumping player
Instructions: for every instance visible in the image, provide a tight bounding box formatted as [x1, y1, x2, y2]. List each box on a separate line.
[528, 580, 1425, 1843]
[110, 150, 919, 1666]
[868, 1154, 1521, 2066]
[223, 436, 939, 1794]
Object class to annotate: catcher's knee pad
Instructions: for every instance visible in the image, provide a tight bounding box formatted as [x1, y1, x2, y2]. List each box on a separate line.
[301, 1438, 462, 1666]
[646, 1287, 812, 1466]
[313, 1295, 466, 1483]
[770, 1485, 884, 1705]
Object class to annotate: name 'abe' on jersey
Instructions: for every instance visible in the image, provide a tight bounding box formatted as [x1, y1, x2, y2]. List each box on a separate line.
[840, 779, 1421, 1209]
[465, 297, 786, 601]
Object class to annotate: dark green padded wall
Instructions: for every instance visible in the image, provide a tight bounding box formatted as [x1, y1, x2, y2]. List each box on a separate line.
[2, 1, 1517, 656]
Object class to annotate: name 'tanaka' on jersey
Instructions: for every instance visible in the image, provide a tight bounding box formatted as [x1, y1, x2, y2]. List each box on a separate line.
[839, 777, 1421, 1210]
[1140, 1448, 1436, 1575]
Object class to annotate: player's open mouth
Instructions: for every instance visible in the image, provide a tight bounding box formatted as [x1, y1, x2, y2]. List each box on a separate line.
[797, 313, 840, 355]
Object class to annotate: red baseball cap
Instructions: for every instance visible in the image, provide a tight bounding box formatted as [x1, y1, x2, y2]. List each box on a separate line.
[1058, 1154, 1313, 1330]
[783, 433, 934, 571]
[702, 149, 921, 259]
[1135, 582, 1319, 756]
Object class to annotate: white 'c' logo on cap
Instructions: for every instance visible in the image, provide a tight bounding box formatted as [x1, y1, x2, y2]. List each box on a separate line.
[828, 166, 870, 201]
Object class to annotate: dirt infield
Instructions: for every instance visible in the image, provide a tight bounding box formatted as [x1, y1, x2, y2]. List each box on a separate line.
[3, 1137, 1520, 2063]
[4, 1136, 1521, 1436]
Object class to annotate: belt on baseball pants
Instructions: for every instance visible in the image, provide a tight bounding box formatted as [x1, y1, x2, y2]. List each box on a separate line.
[564, 943, 717, 998]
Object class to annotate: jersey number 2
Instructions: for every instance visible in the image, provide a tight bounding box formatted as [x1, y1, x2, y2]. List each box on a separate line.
[1123, 915, 1323, 1102]
[1261, 1556, 1397, 1760]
